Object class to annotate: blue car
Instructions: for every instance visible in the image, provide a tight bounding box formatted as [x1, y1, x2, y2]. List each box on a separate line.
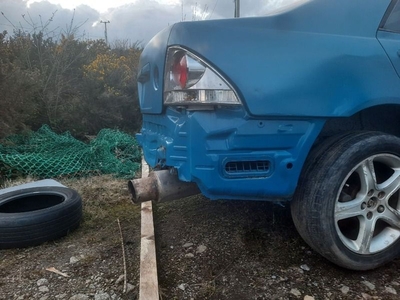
[130, 0, 400, 270]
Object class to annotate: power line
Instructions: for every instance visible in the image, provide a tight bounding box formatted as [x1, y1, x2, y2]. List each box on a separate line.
[100, 20, 110, 44]
[234, 0, 240, 18]
[0, 23, 15, 28]
[208, 0, 220, 19]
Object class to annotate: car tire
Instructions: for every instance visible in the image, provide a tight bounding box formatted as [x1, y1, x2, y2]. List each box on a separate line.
[291, 131, 400, 270]
[0, 186, 82, 249]
[291, 131, 356, 248]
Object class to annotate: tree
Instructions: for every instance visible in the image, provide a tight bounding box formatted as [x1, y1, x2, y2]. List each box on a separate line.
[0, 12, 142, 139]
[0, 30, 40, 137]
[81, 43, 142, 134]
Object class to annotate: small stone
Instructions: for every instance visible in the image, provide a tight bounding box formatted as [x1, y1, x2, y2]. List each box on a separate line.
[196, 245, 207, 254]
[126, 283, 135, 293]
[69, 256, 81, 264]
[340, 285, 350, 294]
[185, 253, 194, 258]
[94, 293, 110, 300]
[361, 293, 373, 300]
[178, 283, 186, 291]
[362, 281, 375, 290]
[37, 278, 49, 286]
[183, 243, 194, 248]
[304, 296, 314, 300]
[116, 275, 125, 285]
[300, 264, 310, 271]
[392, 281, 400, 286]
[290, 288, 301, 297]
[39, 286, 49, 293]
[69, 294, 89, 300]
[271, 275, 277, 279]
[385, 286, 397, 295]
[361, 293, 381, 300]
[39, 297, 49, 300]
[55, 294, 67, 299]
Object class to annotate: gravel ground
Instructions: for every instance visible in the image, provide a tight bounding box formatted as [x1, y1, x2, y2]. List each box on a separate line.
[155, 195, 400, 300]
[1, 176, 400, 300]
[0, 176, 141, 300]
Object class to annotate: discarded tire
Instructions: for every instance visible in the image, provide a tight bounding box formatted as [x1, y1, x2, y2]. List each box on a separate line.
[0, 186, 82, 249]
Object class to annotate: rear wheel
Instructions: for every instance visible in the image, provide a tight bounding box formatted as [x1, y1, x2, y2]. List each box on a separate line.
[292, 131, 400, 270]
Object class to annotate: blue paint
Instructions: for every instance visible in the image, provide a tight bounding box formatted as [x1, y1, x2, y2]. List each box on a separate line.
[136, 0, 400, 201]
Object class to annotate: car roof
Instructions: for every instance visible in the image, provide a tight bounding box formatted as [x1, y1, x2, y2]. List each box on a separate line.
[173, 0, 392, 38]
[260, 0, 392, 37]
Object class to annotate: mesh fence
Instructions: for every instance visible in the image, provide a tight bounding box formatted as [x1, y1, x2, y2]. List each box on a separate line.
[0, 125, 141, 179]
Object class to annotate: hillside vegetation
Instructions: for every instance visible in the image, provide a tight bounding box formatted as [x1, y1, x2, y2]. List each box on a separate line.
[0, 28, 142, 139]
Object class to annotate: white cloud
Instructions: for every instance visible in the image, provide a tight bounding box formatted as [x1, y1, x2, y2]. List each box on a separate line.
[27, 0, 182, 13]
[27, 0, 134, 12]
[1, 0, 309, 44]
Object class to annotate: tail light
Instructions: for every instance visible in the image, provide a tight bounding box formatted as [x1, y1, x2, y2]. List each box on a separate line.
[164, 47, 240, 107]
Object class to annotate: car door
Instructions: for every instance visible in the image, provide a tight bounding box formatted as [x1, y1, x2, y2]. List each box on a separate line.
[377, 0, 400, 78]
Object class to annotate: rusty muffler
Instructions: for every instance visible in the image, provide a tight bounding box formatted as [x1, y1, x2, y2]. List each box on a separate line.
[128, 170, 200, 203]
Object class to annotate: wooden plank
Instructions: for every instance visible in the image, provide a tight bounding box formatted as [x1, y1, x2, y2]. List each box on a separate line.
[139, 157, 159, 300]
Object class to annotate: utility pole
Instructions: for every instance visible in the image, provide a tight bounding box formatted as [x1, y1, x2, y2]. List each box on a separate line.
[100, 20, 110, 44]
[234, 0, 240, 18]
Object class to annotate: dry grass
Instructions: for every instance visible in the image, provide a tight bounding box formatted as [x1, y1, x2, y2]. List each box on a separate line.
[64, 176, 138, 229]
[3, 174, 400, 299]
[0, 175, 142, 299]
[1, 175, 140, 240]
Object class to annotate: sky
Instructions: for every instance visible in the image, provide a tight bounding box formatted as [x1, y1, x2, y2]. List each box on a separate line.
[0, 0, 303, 46]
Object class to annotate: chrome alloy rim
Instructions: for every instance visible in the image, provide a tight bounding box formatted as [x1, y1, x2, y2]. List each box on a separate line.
[335, 154, 400, 254]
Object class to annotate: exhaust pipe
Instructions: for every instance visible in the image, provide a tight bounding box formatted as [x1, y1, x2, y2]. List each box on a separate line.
[128, 170, 200, 203]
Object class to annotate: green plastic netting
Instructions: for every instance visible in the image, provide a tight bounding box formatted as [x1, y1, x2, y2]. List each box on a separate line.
[0, 125, 141, 179]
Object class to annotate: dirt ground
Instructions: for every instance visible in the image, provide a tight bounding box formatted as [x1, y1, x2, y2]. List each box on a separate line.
[0, 176, 142, 300]
[1, 175, 400, 300]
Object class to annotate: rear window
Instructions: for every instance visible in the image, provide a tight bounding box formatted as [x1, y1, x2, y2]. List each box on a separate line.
[381, 0, 400, 32]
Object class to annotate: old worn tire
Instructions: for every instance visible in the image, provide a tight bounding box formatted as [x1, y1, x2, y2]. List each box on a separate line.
[291, 131, 400, 270]
[0, 186, 82, 249]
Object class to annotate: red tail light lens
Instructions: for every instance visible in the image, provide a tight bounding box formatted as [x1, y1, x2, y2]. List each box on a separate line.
[164, 47, 240, 106]
[172, 54, 188, 88]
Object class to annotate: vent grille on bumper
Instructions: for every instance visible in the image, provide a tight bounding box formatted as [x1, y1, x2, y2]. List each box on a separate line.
[224, 160, 271, 177]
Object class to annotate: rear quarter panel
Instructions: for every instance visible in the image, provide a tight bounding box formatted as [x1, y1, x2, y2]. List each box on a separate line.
[167, 0, 399, 117]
